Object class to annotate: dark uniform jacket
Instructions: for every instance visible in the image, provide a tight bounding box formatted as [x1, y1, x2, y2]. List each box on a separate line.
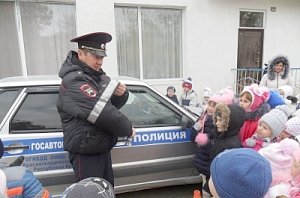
[57, 51, 132, 154]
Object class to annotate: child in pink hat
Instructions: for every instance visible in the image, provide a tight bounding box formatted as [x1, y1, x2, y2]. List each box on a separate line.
[259, 138, 300, 189]
[239, 84, 270, 142]
[264, 145, 300, 197]
[190, 86, 235, 197]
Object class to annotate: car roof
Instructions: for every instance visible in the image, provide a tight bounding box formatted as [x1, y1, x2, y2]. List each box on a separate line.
[0, 75, 147, 88]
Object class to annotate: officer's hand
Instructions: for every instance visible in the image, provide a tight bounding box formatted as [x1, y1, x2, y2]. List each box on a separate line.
[114, 83, 126, 96]
[130, 128, 136, 138]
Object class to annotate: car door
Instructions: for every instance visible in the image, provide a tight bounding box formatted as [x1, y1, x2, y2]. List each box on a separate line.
[0, 86, 74, 191]
[114, 85, 198, 193]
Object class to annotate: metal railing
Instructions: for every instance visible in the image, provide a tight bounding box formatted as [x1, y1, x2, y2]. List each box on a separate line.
[231, 67, 300, 95]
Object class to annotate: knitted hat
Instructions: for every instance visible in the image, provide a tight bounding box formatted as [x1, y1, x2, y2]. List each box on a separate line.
[203, 87, 212, 97]
[210, 148, 272, 198]
[167, 86, 176, 93]
[259, 105, 290, 138]
[241, 84, 270, 111]
[62, 177, 115, 198]
[267, 90, 285, 109]
[285, 116, 300, 137]
[182, 77, 192, 89]
[259, 138, 300, 186]
[209, 87, 234, 105]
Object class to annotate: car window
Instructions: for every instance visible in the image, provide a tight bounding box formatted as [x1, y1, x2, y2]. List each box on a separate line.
[0, 89, 21, 123]
[120, 87, 182, 127]
[10, 91, 62, 133]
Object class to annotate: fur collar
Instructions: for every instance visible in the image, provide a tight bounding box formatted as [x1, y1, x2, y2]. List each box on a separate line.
[267, 55, 290, 80]
[245, 103, 270, 120]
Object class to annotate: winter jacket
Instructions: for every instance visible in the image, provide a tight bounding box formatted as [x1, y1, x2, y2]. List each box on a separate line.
[265, 175, 300, 198]
[259, 55, 293, 90]
[239, 103, 270, 142]
[210, 104, 245, 163]
[165, 94, 179, 104]
[179, 90, 198, 107]
[56, 51, 132, 154]
[3, 166, 50, 198]
[190, 113, 215, 177]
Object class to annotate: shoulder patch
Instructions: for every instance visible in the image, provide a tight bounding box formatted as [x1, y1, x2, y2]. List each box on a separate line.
[80, 84, 97, 98]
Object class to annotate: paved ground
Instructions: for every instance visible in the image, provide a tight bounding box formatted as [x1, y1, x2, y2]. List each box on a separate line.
[117, 184, 200, 198]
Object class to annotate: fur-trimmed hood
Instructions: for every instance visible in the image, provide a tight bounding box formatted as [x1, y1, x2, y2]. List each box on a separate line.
[213, 103, 245, 136]
[267, 55, 290, 80]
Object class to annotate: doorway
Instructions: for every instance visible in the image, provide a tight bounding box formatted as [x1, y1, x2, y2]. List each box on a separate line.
[236, 29, 264, 93]
[237, 29, 264, 68]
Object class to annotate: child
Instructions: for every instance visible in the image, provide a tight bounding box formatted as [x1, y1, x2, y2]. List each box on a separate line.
[290, 150, 300, 197]
[265, 149, 300, 198]
[203, 103, 245, 196]
[239, 84, 270, 142]
[201, 87, 213, 110]
[243, 105, 290, 151]
[165, 86, 179, 104]
[267, 90, 286, 109]
[62, 177, 115, 198]
[0, 138, 50, 198]
[259, 138, 300, 194]
[190, 87, 234, 197]
[179, 77, 198, 107]
[209, 148, 272, 198]
[278, 116, 300, 142]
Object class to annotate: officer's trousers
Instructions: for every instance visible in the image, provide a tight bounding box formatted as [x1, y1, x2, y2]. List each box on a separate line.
[69, 151, 114, 186]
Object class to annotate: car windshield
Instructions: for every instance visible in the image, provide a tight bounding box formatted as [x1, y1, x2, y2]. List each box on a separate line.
[0, 89, 21, 123]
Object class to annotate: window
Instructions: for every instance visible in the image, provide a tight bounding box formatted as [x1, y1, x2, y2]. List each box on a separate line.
[10, 91, 62, 133]
[239, 11, 264, 28]
[0, 89, 21, 123]
[0, 1, 76, 78]
[120, 86, 182, 127]
[0, 2, 23, 78]
[115, 6, 182, 79]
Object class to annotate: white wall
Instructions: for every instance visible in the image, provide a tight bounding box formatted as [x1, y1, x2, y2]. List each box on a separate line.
[75, 0, 300, 100]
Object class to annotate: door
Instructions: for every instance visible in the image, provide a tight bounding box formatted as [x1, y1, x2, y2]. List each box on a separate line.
[237, 29, 263, 68]
[236, 29, 264, 93]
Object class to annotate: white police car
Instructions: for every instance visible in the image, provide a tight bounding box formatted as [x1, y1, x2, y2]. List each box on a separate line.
[0, 75, 199, 196]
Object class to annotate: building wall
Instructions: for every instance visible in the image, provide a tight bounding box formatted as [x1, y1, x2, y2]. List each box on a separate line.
[75, 0, 300, 98]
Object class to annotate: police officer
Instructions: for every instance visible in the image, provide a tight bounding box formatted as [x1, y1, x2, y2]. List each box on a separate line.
[56, 32, 135, 186]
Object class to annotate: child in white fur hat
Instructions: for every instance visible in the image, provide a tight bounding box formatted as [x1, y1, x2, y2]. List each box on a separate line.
[278, 116, 300, 142]
[243, 105, 290, 151]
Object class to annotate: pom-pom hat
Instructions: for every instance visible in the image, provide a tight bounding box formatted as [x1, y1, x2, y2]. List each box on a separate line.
[241, 84, 270, 111]
[182, 77, 192, 89]
[209, 87, 234, 105]
[210, 148, 272, 198]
